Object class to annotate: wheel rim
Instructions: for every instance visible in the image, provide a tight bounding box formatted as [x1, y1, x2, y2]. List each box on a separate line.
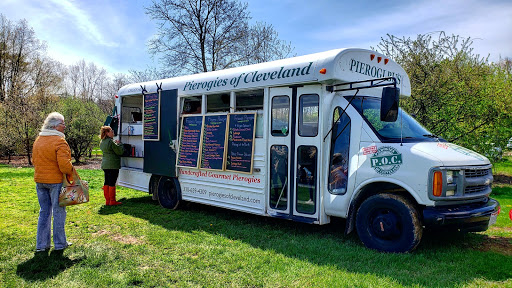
[369, 208, 402, 240]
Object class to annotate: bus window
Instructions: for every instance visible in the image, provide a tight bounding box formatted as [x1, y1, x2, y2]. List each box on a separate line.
[270, 145, 288, 210]
[236, 89, 264, 138]
[271, 96, 290, 136]
[182, 96, 202, 114]
[207, 93, 230, 113]
[296, 145, 317, 214]
[235, 89, 263, 111]
[298, 94, 319, 137]
[328, 107, 351, 195]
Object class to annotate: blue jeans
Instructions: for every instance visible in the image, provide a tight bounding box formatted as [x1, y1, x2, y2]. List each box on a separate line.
[36, 183, 67, 250]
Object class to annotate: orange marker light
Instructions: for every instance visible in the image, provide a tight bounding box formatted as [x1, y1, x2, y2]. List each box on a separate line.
[433, 171, 443, 197]
[115, 94, 119, 98]
[377, 56, 382, 63]
[370, 54, 375, 61]
[319, 68, 327, 74]
[384, 59, 389, 65]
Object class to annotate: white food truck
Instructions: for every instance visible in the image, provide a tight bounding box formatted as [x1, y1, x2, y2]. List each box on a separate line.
[113, 48, 500, 252]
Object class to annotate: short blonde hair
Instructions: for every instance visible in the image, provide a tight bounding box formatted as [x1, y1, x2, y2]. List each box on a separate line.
[100, 126, 112, 139]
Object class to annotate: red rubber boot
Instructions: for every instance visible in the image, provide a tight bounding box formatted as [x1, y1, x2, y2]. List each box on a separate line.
[108, 186, 122, 206]
[102, 185, 110, 205]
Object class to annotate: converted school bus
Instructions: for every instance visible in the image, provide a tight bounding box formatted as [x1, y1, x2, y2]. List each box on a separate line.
[112, 48, 500, 253]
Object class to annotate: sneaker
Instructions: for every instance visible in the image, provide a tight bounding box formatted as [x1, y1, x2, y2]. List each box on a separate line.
[55, 242, 72, 251]
[35, 248, 50, 252]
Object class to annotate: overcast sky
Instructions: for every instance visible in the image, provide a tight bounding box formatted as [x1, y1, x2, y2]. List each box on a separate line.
[1, 0, 511, 75]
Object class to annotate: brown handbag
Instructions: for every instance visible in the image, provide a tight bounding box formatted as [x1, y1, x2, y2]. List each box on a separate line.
[58, 168, 89, 207]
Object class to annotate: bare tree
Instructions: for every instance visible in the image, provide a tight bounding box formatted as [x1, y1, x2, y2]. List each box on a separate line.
[66, 60, 108, 101]
[0, 15, 47, 102]
[128, 67, 171, 83]
[145, 0, 293, 76]
[0, 14, 64, 164]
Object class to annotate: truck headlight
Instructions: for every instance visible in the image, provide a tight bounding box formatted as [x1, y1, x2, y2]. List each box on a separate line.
[446, 170, 455, 184]
[445, 170, 459, 196]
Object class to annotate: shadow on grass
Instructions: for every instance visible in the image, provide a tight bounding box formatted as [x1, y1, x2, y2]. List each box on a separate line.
[16, 249, 84, 282]
[99, 195, 512, 287]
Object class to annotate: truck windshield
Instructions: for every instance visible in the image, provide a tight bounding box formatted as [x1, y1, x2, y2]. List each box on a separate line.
[348, 96, 442, 143]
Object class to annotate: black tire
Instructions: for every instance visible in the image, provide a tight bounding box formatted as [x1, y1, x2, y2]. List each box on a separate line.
[157, 177, 181, 210]
[149, 175, 161, 201]
[356, 193, 422, 253]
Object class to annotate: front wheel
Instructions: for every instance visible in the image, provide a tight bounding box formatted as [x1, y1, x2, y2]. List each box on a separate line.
[356, 193, 422, 253]
[157, 177, 181, 210]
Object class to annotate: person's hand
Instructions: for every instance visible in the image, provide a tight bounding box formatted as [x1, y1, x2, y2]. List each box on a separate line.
[114, 140, 120, 144]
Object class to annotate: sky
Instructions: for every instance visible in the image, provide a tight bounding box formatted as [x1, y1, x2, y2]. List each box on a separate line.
[1, 0, 511, 75]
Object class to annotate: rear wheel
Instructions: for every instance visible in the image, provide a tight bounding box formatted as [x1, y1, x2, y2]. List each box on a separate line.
[356, 193, 422, 253]
[149, 175, 161, 201]
[157, 177, 181, 210]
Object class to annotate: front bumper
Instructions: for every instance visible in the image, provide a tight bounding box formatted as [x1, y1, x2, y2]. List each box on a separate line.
[423, 198, 500, 232]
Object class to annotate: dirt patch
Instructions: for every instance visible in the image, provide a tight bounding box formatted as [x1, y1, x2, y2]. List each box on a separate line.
[494, 174, 512, 185]
[92, 229, 145, 245]
[111, 234, 145, 245]
[92, 230, 110, 237]
[476, 233, 512, 256]
[0, 156, 101, 170]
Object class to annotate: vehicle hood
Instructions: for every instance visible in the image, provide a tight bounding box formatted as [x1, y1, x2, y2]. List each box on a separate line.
[410, 142, 490, 166]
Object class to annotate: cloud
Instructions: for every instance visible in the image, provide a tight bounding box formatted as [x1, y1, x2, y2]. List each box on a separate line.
[47, 0, 118, 48]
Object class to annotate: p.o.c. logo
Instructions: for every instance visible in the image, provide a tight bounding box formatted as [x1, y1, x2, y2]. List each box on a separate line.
[370, 146, 402, 175]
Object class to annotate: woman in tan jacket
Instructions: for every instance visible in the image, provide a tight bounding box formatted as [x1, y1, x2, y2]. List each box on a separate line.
[32, 112, 74, 252]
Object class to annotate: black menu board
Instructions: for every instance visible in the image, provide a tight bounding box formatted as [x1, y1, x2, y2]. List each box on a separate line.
[143, 92, 160, 141]
[226, 113, 256, 173]
[200, 115, 228, 170]
[177, 116, 203, 168]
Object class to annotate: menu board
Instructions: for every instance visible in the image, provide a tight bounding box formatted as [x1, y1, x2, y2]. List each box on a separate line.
[177, 116, 203, 168]
[226, 113, 256, 173]
[143, 92, 160, 141]
[200, 115, 228, 170]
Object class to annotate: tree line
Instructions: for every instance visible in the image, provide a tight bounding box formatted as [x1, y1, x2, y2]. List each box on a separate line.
[0, 0, 294, 164]
[1, 0, 511, 166]
[0, 15, 127, 164]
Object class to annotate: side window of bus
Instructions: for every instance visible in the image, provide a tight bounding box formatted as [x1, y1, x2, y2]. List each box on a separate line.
[236, 89, 264, 138]
[328, 107, 351, 195]
[271, 96, 290, 136]
[207, 93, 230, 113]
[182, 96, 202, 114]
[298, 94, 319, 137]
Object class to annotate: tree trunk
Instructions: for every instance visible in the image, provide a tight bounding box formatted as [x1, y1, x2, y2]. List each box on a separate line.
[25, 124, 32, 165]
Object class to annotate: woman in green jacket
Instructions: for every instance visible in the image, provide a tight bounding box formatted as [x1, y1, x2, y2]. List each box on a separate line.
[99, 126, 124, 205]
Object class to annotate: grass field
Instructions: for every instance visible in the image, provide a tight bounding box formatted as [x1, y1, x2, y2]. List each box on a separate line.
[0, 164, 511, 287]
[495, 154, 512, 176]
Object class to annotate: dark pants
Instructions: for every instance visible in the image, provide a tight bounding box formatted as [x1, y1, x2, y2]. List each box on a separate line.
[103, 169, 119, 186]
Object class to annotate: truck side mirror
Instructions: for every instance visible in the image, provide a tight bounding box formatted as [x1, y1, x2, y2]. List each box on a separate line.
[381, 87, 400, 122]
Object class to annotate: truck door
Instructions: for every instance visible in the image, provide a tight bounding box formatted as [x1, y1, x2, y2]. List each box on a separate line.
[268, 85, 321, 221]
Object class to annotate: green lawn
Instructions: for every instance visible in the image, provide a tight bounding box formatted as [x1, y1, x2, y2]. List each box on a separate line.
[1, 165, 511, 287]
[494, 154, 512, 176]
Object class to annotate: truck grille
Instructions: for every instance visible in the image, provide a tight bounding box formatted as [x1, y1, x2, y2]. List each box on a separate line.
[465, 185, 489, 194]
[462, 166, 492, 198]
[465, 168, 491, 178]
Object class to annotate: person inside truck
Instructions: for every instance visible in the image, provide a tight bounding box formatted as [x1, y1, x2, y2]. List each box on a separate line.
[183, 101, 201, 114]
[270, 145, 288, 209]
[329, 153, 348, 193]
